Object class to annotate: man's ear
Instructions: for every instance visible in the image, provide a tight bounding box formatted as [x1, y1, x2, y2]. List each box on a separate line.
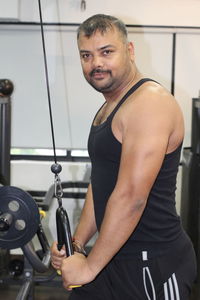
[127, 41, 135, 62]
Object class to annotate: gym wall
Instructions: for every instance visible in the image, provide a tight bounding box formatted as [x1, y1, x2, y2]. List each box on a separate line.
[0, 25, 200, 149]
[0, 0, 200, 149]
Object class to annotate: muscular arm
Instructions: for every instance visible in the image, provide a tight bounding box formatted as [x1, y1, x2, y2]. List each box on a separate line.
[73, 183, 97, 246]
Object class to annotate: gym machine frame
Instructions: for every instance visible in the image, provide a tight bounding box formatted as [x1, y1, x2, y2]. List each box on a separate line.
[0, 79, 14, 185]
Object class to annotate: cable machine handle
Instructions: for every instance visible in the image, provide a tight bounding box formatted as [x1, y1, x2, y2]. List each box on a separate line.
[56, 206, 73, 256]
[56, 206, 81, 289]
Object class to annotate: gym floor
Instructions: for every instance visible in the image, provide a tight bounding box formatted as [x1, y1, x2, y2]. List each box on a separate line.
[0, 284, 71, 300]
[0, 273, 72, 300]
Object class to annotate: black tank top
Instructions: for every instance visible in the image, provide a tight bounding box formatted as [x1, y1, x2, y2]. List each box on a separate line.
[88, 78, 184, 258]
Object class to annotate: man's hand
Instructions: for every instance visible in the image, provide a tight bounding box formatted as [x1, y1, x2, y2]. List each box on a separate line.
[61, 253, 96, 290]
[51, 241, 66, 270]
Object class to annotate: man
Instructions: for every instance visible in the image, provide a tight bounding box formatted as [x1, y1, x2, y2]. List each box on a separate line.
[51, 14, 197, 299]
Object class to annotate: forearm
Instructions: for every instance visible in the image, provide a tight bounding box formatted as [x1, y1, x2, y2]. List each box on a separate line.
[87, 190, 146, 275]
[73, 183, 97, 246]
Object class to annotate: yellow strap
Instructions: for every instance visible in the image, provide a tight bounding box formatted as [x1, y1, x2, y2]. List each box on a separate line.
[57, 270, 61, 275]
[57, 270, 82, 288]
[39, 210, 46, 218]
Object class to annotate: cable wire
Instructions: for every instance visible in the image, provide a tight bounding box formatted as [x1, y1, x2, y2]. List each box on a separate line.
[38, 0, 57, 164]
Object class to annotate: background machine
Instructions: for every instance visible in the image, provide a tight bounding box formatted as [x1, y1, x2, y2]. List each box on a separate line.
[181, 96, 200, 298]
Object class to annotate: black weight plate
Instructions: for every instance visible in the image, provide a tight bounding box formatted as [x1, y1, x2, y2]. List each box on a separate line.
[0, 186, 40, 249]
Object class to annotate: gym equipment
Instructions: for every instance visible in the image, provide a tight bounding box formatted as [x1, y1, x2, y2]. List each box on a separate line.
[0, 79, 14, 185]
[51, 165, 82, 288]
[0, 185, 51, 271]
[0, 79, 14, 96]
[0, 0, 84, 296]
[181, 97, 200, 299]
[9, 258, 24, 277]
[0, 80, 14, 289]
[38, 0, 82, 288]
[0, 0, 84, 295]
[0, 186, 40, 249]
[51, 165, 73, 257]
[0, 185, 54, 299]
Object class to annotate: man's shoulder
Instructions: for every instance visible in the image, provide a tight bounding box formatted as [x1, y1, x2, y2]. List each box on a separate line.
[122, 81, 174, 112]
[135, 80, 171, 99]
[117, 81, 180, 131]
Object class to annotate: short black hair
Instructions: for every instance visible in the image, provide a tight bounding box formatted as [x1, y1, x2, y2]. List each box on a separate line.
[77, 14, 127, 41]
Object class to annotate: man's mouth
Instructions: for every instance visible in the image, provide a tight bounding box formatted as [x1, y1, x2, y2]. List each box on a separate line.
[90, 69, 111, 79]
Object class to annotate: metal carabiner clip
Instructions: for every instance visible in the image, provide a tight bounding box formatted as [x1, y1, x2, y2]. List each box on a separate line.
[54, 174, 63, 207]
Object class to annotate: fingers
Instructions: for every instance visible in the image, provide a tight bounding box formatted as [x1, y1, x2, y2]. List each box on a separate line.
[51, 241, 66, 270]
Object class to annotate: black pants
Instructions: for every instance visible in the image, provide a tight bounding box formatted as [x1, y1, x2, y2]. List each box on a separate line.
[69, 239, 197, 300]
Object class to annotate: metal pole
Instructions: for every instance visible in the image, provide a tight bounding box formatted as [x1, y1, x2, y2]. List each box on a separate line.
[0, 79, 14, 185]
[0, 97, 11, 185]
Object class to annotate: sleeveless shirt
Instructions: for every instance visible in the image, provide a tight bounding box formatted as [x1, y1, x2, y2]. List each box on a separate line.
[88, 78, 184, 258]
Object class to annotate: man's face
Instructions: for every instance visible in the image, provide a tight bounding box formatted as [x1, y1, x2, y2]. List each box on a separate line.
[77, 28, 134, 94]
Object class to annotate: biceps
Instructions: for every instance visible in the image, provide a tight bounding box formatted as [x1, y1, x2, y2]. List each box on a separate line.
[116, 138, 167, 197]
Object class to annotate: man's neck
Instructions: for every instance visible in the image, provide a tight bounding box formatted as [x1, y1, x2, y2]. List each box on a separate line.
[103, 69, 143, 104]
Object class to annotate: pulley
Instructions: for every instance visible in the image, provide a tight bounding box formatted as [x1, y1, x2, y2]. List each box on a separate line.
[0, 186, 40, 249]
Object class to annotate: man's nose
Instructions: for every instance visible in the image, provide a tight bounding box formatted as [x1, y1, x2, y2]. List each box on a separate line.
[92, 55, 103, 68]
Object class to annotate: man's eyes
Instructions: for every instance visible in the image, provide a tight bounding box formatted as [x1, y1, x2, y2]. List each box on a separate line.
[103, 50, 113, 55]
[81, 49, 114, 60]
[81, 53, 91, 59]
